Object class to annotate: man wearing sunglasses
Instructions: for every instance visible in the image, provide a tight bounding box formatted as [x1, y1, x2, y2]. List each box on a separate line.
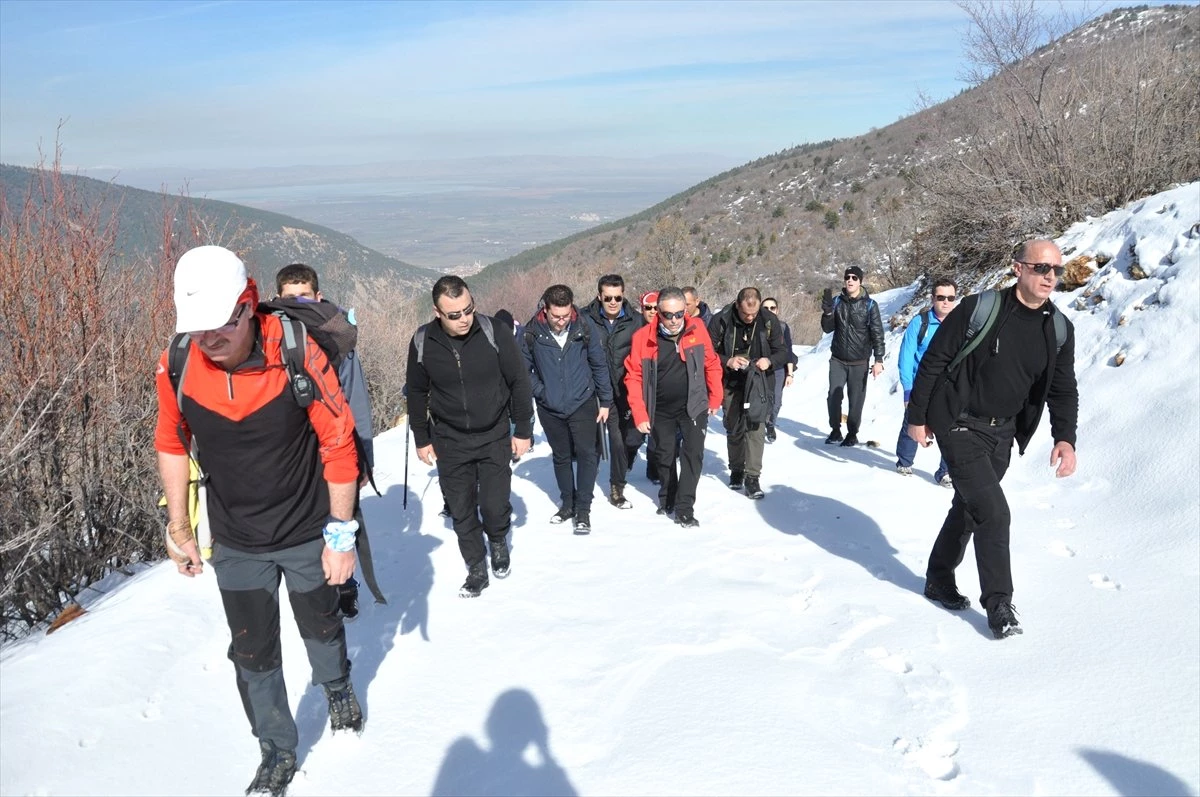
[895, 279, 956, 486]
[821, 266, 885, 446]
[907, 239, 1078, 640]
[581, 274, 646, 510]
[155, 246, 362, 794]
[406, 276, 534, 598]
[523, 284, 613, 533]
[708, 287, 791, 499]
[624, 287, 723, 527]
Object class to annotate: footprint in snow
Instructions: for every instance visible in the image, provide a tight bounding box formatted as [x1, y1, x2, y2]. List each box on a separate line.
[866, 646, 912, 675]
[1054, 518, 1077, 530]
[141, 697, 162, 720]
[1089, 573, 1120, 590]
[1047, 541, 1076, 558]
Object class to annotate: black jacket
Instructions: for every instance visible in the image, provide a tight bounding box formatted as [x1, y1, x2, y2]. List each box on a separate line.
[908, 287, 1078, 454]
[581, 298, 645, 403]
[405, 315, 534, 448]
[707, 305, 791, 394]
[821, 288, 885, 363]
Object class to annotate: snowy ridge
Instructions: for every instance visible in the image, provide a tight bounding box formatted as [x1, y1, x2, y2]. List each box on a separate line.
[1, 184, 1197, 796]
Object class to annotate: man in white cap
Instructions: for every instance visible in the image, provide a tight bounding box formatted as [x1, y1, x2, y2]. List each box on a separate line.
[154, 245, 361, 796]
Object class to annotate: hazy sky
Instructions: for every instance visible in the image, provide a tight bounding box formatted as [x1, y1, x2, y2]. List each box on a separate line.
[0, 0, 1099, 171]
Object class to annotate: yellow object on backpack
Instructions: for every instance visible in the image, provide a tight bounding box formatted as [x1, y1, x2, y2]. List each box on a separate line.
[156, 457, 212, 560]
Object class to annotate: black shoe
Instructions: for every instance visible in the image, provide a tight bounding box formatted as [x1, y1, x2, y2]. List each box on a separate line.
[549, 506, 574, 524]
[987, 601, 1023, 639]
[645, 462, 661, 485]
[323, 678, 364, 734]
[246, 740, 297, 797]
[840, 433, 859, 447]
[490, 539, 510, 578]
[459, 561, 490, 598]
[573, 511, 591, 534]
[765, 423, 776, 444]
[675, 513, 700, 528]
[825, 429, 843, 444]
[656, 503, 675, 516]
[336, 577, 359, 620]
[924, 582, 970, 611]
[439, 503, 451, 518]
[609, 484, 632, 509]
[744, 476, 764, 500]
[728, 469, 744, 490]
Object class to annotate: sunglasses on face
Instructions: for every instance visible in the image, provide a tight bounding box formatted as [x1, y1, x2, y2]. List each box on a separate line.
[601, 295, 623, 303]
[1016, 260, 1065, 277]
[763, 305, 777, 312]
[643, 305, 657, 313]
[844, 275, 860, 282]
[189, 302, 247, 338]
[659, 310, 687, 320]
[441, 303, 475, 321]
[933, 294, 957, 302]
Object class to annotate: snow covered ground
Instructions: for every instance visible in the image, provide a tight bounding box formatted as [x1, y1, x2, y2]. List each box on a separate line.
[2, 184, 1197, 796]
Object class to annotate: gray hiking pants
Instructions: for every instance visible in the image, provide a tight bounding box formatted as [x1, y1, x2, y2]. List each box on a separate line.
[722, 385, 765, 476]
[212, 537, 350, 752]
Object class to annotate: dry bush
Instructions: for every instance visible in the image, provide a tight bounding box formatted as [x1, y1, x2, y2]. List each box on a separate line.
[0, 153, 176, 638]
[344, 276, 428, 429]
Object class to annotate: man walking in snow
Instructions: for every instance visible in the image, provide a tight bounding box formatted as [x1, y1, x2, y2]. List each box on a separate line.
[522, 284, 613, 533]
[760, 296, 798, 444]
[155, 246, 361, 796]
[406, 276, 534, 598]
[895, 278, 956, 486]
[821, 265, 885, 447]
[907, 239, 1078, 639]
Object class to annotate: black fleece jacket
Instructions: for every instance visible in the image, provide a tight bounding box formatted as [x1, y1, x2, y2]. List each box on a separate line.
[405, 315, 534, 448]
[908, 287, 1078, 454]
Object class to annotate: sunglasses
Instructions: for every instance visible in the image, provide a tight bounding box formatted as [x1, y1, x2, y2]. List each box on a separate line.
[659, 310, 687, 320]
[763, 305, 777, 312]
[844, 275, 860, 282]
[189, 302, 247, 338]
[1015, 260, 1065, 277]
[601, 295, 623, 303]
[441, 303, 475, 321]
[643, 305, 658, 312]
[933, 294, 957, 302]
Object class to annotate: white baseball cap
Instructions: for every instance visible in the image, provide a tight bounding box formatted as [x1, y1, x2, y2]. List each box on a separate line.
[173, 246, 249, 333]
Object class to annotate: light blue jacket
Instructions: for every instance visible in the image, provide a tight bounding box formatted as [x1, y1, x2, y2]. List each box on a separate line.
[898, 310, 945, 394]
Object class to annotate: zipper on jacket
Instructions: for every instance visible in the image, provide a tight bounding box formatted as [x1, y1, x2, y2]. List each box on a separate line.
[452, 349, 470, 422]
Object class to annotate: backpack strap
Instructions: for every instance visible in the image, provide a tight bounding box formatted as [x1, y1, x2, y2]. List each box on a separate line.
[947, 290, 1001, 373]
[917, 310, 931, 347]
[1052, 309, 1067, 352]
[276, 313, 316, 408]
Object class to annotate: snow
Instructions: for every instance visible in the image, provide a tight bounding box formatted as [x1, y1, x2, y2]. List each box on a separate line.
[3, 184, 1199, 796]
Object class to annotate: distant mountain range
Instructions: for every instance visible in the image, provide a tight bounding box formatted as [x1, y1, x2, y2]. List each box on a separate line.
[0, 163, 441, 298]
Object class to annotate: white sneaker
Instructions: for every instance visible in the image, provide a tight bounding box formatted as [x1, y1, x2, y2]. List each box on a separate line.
[896, 466, 913, 476]
[938, 474, 953, 488]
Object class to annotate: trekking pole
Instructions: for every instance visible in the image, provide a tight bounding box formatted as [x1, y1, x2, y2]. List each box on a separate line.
[403, 411, 411, 510]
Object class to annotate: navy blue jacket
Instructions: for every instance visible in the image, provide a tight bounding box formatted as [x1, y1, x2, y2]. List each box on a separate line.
[522, 308, 614, 418]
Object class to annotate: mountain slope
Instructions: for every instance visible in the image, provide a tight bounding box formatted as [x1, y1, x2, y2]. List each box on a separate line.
[1, 183, 1196, 796]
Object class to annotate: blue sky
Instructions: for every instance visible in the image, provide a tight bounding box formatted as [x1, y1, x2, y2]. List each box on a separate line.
[0, 1, 1091, 170]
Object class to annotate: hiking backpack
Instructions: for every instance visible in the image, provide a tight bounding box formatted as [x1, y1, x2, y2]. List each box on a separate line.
[413, 314, 499, 365]
[916, 310, 932, 347]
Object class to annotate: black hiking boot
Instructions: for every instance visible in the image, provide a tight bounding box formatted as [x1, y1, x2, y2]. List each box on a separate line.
[656, 502, 674, 516]
[246, 740, 297, 797]
[549, 506, 574, 524]
[490, 539, 510, 579]
[840, 433, 859, 447]
[675, 513, 700, 529]
[923, 582, 970, 611]
[987, 601, 1023, 639]
[728, 469, 744, 490]
[765, 423, 776, 443]
[323, 678, 364, 734]
[573, 511, 591, 534]
[608, 484, 633, 509]
[439, 502, 452, 518]
[744, 476, 764, 500]
[336, 577, 359, 621]
[459, 561, 490, 598]
[825, 428, 843, 444]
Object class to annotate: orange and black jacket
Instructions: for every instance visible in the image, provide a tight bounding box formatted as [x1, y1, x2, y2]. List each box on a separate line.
[623, 315, 723, 427]
[154, 313, 358, 553]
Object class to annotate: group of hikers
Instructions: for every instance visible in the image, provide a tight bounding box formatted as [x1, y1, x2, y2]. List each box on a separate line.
[154, 239, 1078, 796]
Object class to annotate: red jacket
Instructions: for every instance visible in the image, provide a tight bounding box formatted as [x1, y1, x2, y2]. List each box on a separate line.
[154, 312, 358, 553]
[623, 315, 723, 426]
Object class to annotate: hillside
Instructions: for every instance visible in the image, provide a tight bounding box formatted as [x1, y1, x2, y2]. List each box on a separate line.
[469, 4, 1199, 341]
[2, 183, 1196, 797]
[0, 163, 441, 297]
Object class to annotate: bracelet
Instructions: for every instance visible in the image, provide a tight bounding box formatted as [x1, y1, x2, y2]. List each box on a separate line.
[323, 518, 360, 552]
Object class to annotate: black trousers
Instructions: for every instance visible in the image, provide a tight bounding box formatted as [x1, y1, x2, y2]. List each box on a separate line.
[538, 401, 601, 514]
[435, 430, 513, 567]
[827, 358, 869, 435]
[602, 394, 641, 488]
[925, 417, 1016, 610]
[651, 409, 708, 516]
